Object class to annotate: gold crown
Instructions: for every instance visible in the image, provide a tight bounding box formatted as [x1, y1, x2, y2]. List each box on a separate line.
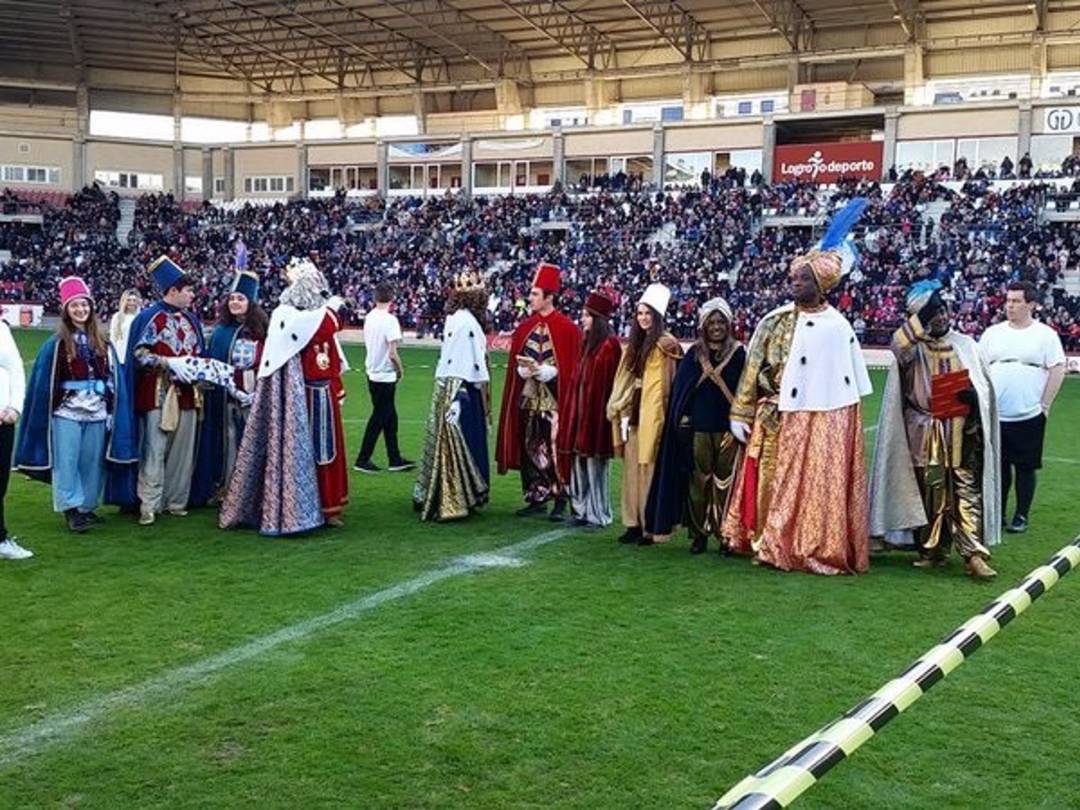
[453, 272, 485, 292]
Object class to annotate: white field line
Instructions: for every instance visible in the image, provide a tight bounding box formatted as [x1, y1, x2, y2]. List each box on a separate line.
[0, 527, 573, 769]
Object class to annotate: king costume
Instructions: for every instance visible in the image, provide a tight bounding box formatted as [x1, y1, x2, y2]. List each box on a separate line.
[646, 297, 746, 553]
[495, 262, 582, 517]
[220, 258, 349, 535]
[869, 281, 1000, 577]
[722, 199, 873, 575]
[413, 275, 491, 522]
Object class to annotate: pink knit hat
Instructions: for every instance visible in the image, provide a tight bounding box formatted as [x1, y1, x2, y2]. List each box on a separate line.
[59, 276, 93, 308]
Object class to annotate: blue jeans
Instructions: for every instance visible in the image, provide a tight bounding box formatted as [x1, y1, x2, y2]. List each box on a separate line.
[51, 416, 106, 513]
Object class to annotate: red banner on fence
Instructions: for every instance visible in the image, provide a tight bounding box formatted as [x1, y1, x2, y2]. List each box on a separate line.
[773, 141, 883, 183]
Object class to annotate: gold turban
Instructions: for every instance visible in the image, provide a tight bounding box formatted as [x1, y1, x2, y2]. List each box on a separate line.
[792, 249, 844, 294]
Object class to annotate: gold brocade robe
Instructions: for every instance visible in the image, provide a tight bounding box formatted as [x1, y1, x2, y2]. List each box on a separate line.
[607, 334, 683, 464]
[723, 305, 798, 551]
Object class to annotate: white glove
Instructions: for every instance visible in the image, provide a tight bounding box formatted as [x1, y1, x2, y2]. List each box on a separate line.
[516, 364, 533, 380]
[534, 363, 557, 383]
[445, 400, 461, 426]
[619, 416, 630, 444]
[326, 295, 345, 311]
[730, 420, 751, 444]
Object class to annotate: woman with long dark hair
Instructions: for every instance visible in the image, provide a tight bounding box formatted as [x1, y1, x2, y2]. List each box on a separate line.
[16, 277, 113, 533]
[564, 290, 622, 528]
[606, 283, 683, 545]
[198, 270, 267, 502]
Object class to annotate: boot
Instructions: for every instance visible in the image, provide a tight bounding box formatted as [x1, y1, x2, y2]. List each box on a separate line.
[65, 509, 88, 534]
[618, 526, 643, 545]
[965, 554, 997, 579]
[515, 502, 547, 518]
[689, 535, 708, 555]
[548, 497, 568, 522]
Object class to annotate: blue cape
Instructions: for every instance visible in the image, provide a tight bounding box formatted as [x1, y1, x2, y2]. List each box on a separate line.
[15, 335, 138, 486]
[188, 322, 241, 507]
[106, 302, 205, 508]
[644, 344, 746, 537]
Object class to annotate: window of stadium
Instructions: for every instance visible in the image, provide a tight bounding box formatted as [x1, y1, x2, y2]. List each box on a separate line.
[243, 175, 295, 194]
[214, 177, 225, 194]
[185, 176, 203, 194]
[93, 170, 164, 191]
[90, 110, 173, 141]
[2, 164, 60, 185]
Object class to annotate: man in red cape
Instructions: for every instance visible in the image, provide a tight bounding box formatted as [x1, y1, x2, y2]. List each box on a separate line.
[496, 262, 582, 519]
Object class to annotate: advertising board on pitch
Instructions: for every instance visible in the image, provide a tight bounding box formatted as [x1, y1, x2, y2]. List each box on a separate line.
[773, 141, 883, 183]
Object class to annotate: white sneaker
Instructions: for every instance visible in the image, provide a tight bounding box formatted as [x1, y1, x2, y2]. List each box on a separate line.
[0, 537, 33, 560]
[139, 509, 156, 526]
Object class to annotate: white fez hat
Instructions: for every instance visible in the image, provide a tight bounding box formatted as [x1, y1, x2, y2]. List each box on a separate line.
[638, 283, 671, 318]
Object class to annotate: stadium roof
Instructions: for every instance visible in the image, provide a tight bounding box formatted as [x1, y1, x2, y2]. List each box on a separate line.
[1, 1, 1080, 103]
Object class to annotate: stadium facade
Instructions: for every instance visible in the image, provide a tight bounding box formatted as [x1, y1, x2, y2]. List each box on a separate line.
[2, 1, 1080, 201]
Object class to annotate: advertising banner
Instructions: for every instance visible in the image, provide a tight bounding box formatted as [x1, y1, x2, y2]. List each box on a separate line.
[773, 141, 883, 183]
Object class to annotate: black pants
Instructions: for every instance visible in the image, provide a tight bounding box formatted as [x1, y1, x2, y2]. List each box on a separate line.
[356, 381, 402, 465]
[1002, 464, 1037, 521]
[0, 423, 13, 538]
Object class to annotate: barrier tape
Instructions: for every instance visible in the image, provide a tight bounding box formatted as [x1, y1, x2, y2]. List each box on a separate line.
[712, 537, 1080, 810]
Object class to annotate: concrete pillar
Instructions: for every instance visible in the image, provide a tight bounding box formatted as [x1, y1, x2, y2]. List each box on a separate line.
[376, 140, 388, 198]
[460, 134, 473, 197]
[297, 142, 308, 199]
[552, 128, 565, 186]
[1030, 41, 1047, 100]
[201, 147, 213, 202]
[1018, 102, 1033, 162]
[223, 146, 235, 201]
[883, 108, 899, 179]
[652, 123, 665, 189]
[413, 92, 427, 135]
[172, 94, 184, 199]
[761, 117, 776, 183]
[903, 42, 924, 106]
[73, 82, 88, 190]
[682, 69, 711, 120]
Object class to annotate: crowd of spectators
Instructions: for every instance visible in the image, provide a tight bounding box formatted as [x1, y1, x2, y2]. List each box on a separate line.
[1, 170, 1078, 350]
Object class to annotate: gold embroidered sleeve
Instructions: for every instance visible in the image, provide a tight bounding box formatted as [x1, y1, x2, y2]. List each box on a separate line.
[730, 318, 772, 424]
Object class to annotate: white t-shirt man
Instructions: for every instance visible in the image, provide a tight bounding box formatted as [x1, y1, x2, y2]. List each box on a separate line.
[979, 320, 1066, 422]
[363, 306, 402, 384]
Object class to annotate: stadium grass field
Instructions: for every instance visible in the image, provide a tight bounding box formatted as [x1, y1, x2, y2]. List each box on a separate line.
[1, 330, 1078, 810]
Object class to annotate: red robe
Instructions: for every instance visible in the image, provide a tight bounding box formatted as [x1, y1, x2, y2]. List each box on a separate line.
[565, 336, 622, 459]
[495, 309, 582, 483]
[300, 310, 348, 519]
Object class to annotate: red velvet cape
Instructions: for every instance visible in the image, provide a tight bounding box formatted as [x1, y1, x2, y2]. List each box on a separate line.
[564, 335, 622, 459]
[495, 309, 582, 481]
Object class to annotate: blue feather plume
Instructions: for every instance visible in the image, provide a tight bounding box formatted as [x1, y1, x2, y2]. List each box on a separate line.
[819, 197, 869, 251]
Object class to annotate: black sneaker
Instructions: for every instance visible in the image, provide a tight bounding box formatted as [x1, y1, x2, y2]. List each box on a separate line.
[515, 502, 547, 518]
[82, 511, 104, 525]
[65, 509, 88, 534]
[689, 535, 708, 555]
[387, 459, 416, 472]
[548, 497, 568, 522]
[1006, 515, 1028, 534]
[353, 461, 381, 474]
[618, 526, 643, 545]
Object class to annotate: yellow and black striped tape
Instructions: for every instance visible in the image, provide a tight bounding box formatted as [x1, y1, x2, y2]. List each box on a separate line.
[712, 538, 1080, 810]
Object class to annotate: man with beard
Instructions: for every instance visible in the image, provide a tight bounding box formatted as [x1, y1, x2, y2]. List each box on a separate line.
[871, 280, 1000, 577]
[647, 297, 746, 554]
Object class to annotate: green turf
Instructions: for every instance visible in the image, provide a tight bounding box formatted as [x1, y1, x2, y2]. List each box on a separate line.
[1, 329, 1078, 810]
